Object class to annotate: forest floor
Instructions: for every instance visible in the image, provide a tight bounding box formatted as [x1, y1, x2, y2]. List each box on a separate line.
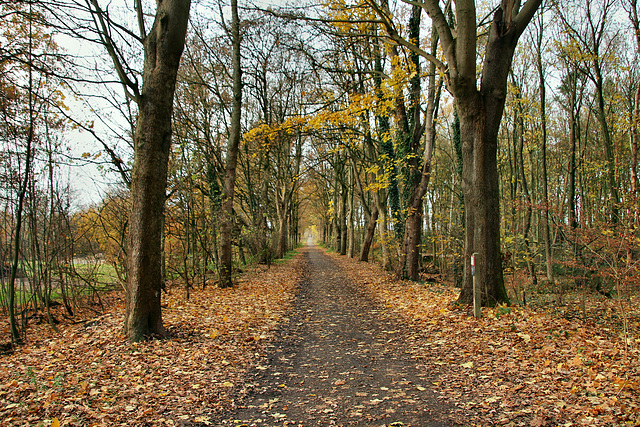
[0, 245, 639, 426]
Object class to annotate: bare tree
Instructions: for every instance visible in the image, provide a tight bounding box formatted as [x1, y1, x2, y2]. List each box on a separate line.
[219, 0, 243, 288]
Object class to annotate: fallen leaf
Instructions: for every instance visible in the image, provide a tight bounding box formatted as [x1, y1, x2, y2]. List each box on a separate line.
[194, 415, 211, 425]
[517, 333, 531, 343]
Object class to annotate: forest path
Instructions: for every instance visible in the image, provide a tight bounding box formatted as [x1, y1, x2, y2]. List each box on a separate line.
[215, 245, 461, 427]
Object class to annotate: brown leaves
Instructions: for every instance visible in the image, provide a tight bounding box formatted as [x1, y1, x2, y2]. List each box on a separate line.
[333, 253, 640, 426]
[0, 257, 301, 426]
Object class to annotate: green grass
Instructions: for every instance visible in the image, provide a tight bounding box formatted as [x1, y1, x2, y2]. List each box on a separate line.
[72, 262, 120, 286]
[272, 248, 301, 264]
[0, 261, 120, 307]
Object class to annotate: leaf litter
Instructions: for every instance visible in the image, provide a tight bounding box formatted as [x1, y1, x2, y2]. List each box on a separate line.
[1, 246, 639, 427]
[0, 258, 301, 426]
[333, 253, 640, 426]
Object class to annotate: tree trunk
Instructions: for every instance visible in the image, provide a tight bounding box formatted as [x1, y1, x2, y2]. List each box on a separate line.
[454, 0, 541, 307]
[276, 196, 289, 259]
[360, 204, 378, 262]
[568, 114, 577, 230]
[629, 2, 640, 200]
[457, 92, 509, 306]
[513, 77, 536, 285]
[219, 0, 242, 288]
[594, 71, 620, 223]
[339, 180, 348, 255]
[535, 16, 554, 282]
[400, 25, 441, 280]
[377, 191, 392, 270]
[7, 116, 34, 346]
[402, 127, 436, 279]
[630, 84, 640, 198]
[124, 0, 191, 342]
[347, 168, 355, 258]
[334, 182, 342, 252]
[372, 0, 541, 304]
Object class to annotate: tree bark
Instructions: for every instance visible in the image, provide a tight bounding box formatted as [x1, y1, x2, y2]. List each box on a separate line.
[340, 186, 348, 256]
[354, 122, 378, 262]
[594, 72, 620, 223]
[219, 0, 242, 288]
[631, 85, 640, 198]
[360, 204, 379, 262]
[454, 0, 541, 306]
[400, 23, 441, 280]
[457, 91, 510, 306]
[275, 193, 289, 258]
[374, 0, 541, 304]
[564, 69, 581, 230]
[511, 76, 536, 284]
[125, 0, 191, 342]
[629, 0, 640, 198]
[534, 15, 554, 282]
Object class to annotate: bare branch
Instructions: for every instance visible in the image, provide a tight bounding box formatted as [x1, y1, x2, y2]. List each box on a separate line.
[86, 0, 140, 103]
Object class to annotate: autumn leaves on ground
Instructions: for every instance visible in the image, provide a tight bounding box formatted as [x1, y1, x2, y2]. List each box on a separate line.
[1, 246, 639, 426]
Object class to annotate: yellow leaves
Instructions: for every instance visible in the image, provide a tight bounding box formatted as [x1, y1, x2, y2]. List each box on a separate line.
[242, 90, 384, 151]
[51, 418, 60, 427]
[242, 116, 308, 150]
[81, 151, 101, 160]
[320, 0, 377, 34]
[193, 416, 212, 425]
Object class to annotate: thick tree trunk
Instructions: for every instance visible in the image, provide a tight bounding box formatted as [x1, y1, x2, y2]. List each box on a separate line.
[277, 216, 288, 258]
[219, 0, 242, 288]
[360, 204, 378, 262]
[402, 205, 423, 280]
[372, 0, 541, 306]
[456, 18, 519, 306]
[453, 0, 542, 307]
[457, 94, 509, 306]
[125, 0, 191, 342]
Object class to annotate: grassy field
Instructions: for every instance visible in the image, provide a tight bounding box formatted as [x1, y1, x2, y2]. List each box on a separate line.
[0, 260, 121, 311]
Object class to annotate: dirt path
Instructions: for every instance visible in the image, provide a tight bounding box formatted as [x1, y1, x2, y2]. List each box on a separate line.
[215, 246, 462, 427]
